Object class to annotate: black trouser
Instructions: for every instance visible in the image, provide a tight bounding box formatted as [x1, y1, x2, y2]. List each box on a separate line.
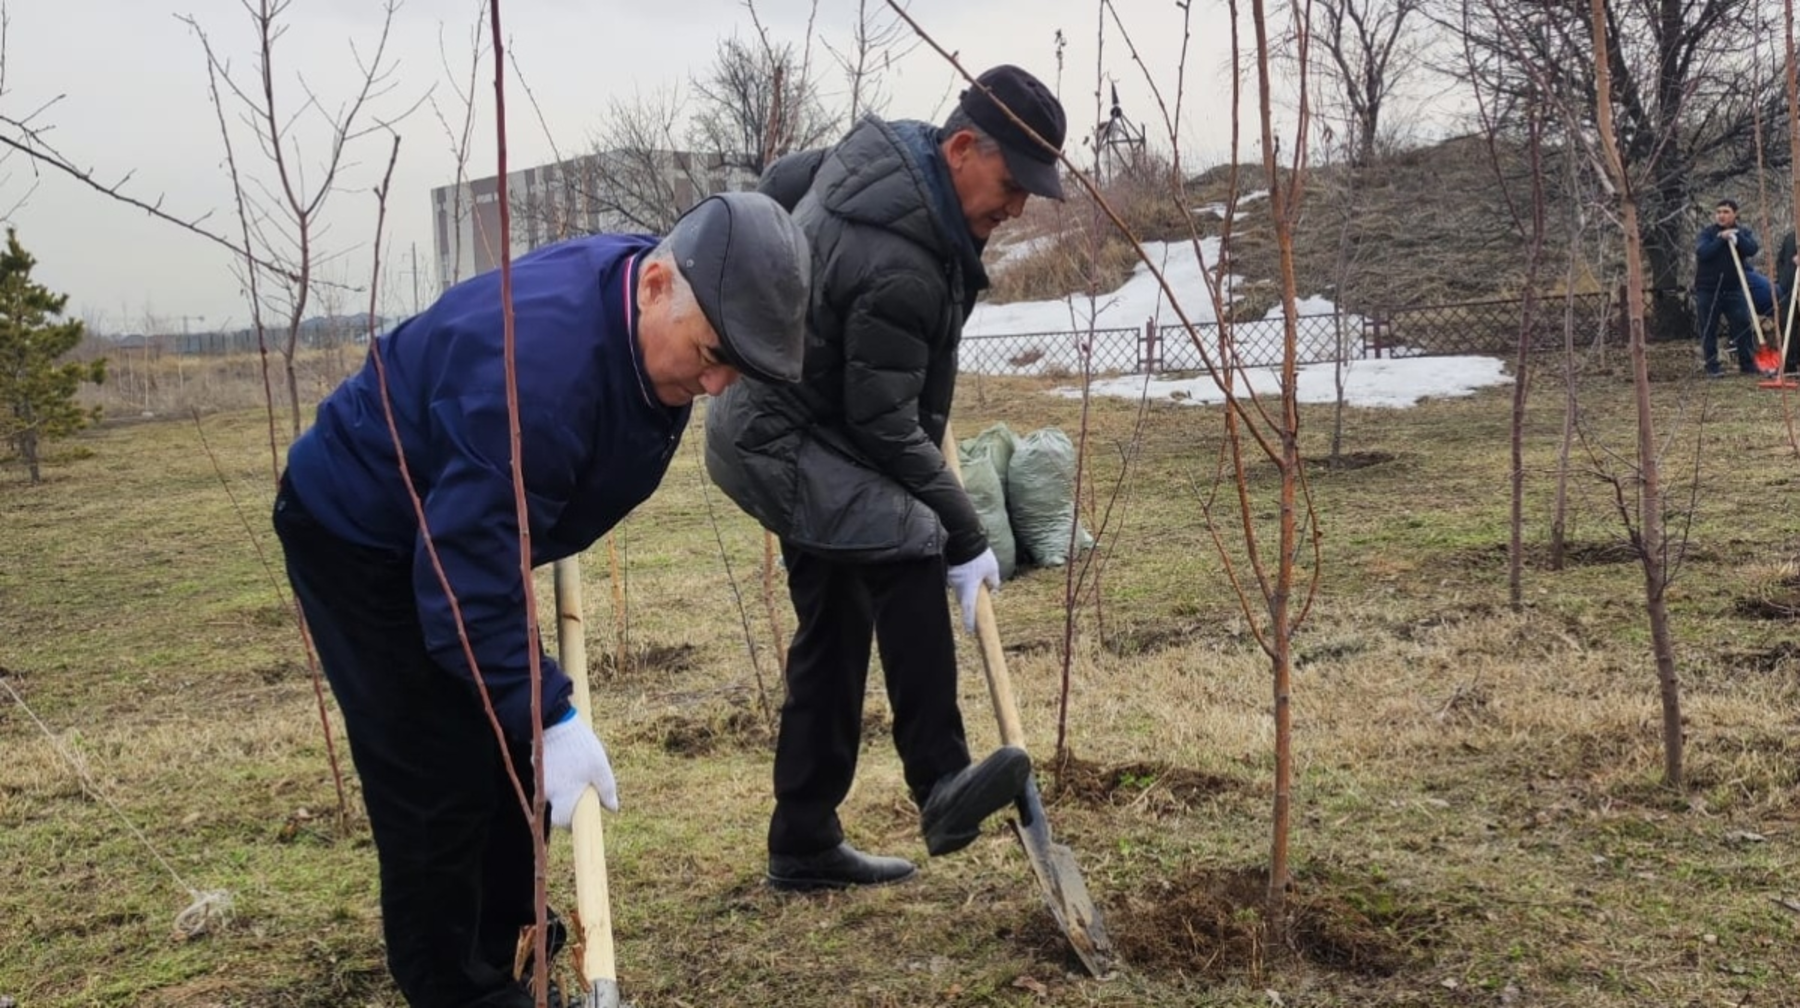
[1783, 280, 1799, 371]
[769, 544, 971, 856]
[1695, 277, 1756, 372]
[274, 477, 543, 1008]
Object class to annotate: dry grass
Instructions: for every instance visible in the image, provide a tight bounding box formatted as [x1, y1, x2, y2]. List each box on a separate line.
[4, 343, 1800, 1006]
[68, 345, 364, 419]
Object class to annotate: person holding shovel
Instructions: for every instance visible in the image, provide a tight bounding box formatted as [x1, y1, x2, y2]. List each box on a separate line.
[272, 191, 810, 1008]
[1694, 199, 1762, 377]
[704, 65, 1067, 891]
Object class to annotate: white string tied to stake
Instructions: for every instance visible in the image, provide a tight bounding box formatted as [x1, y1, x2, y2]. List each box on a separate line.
[2, 675, 236, 941]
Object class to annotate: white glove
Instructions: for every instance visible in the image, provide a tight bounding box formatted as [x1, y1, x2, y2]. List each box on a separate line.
[946, 547, 1001, 633]
[1722, 229, 1738, 245]
[540, 714, 618, 827]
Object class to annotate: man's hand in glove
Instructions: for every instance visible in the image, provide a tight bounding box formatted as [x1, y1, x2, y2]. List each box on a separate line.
[540, 711, 618, 827]
[946, 547, 1001, 633]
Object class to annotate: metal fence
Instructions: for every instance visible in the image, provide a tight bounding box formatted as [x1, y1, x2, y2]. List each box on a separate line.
[957, 291, 1622, 376]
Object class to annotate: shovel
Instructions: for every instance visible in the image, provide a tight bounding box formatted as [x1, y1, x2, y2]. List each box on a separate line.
[552, 557, 627, 1008]
[942, 424, 1117, 978]
[1727, 239, 1781, 375]
[1759, 271, 1800, 389]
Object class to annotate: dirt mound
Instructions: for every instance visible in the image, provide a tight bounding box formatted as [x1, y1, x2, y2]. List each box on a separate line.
[1111, 863, 1441, 981]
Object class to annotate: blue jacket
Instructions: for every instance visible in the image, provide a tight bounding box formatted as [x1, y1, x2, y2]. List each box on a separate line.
[1695, 223, 1760, 292]
[1747, 269, 1775, 316]
[284, 234, 690, 740]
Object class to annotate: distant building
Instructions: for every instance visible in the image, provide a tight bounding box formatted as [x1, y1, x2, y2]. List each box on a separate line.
[430, 150, 757, 294]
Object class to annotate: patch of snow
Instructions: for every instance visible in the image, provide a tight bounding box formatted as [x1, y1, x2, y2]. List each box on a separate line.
[962, 227, 1489, 407]
[1050, 355, 1513, 409]
[964, 241, 1369, 373]
[987, 234, 1061, 275]
[967, 239, 1228, 338]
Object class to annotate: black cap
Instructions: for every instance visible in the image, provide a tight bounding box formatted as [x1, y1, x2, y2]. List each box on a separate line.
[666, 191, 810, 384]
[957, 65, 1068, 200]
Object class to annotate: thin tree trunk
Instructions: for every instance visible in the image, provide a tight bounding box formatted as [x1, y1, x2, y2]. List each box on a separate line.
[1552, 262, 1576, 572]
[1250, 0, 1299, 916]
[1591, 0, 1683, 788]
[1551, 143, 1584, 572]
[20, 416, 39, 483]
[1509, 103, 1545, 610]
[1641, 194, 1690, 343]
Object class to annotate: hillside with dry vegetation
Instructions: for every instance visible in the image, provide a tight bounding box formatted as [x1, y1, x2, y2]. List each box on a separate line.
[986, 135, 1620, 321]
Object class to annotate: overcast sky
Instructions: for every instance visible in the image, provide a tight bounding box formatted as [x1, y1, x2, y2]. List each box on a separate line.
[1, 0, 1425, 334]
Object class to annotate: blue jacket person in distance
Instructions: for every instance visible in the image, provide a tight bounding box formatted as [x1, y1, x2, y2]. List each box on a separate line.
[272, 191, 808, 1008]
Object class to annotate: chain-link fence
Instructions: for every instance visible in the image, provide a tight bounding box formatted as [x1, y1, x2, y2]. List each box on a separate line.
[958, 291, 1622, 376]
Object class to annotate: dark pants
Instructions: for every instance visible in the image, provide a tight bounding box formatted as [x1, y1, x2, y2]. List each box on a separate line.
[1695, 277, 1757, 373]
[769, 544, 971, 856]
[274, 478, 543, 1008]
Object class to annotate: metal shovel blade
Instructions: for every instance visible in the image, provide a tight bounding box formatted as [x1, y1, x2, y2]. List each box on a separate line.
[1011, 776, 1115, 977]
[580, 979, 623, 1008]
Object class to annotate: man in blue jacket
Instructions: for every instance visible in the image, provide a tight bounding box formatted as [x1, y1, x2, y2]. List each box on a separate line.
[706, 66, 1067, 891]
[273, 191, 808, 1008]
[1694, 199, 1762, 376]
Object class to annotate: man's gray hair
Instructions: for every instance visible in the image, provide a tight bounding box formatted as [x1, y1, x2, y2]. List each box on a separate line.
[645, 240, 701, 324]
[940, 107, 1001, 155]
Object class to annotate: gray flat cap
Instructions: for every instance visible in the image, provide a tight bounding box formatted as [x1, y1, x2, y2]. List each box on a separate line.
[667, 191, 810, 384]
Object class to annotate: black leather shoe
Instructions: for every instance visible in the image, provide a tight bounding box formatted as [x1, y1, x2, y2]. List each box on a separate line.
[920, 746, 1032, 856]
[766, 842, 919, 892]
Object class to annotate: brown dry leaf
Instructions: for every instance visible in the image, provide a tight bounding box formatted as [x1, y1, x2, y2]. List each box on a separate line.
[1011, 974, 1049, 996]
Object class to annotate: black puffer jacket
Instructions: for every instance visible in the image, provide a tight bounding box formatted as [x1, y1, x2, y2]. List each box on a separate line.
[704, 116, 990, 564]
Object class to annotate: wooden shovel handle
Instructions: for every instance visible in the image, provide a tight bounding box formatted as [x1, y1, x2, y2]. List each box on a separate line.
[941, 422, 1028, 750]
[552, 558, 618, 989]
[1728, 241, 1770, 347]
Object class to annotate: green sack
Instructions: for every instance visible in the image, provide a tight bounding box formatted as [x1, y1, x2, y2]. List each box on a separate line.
[1007, 427, 1094, 568]
[968, 422, 1020, 482]
[957, 441, 1018, 580]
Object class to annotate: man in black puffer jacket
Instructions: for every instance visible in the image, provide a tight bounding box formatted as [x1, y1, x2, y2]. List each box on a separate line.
[706, 65, 1067, 891]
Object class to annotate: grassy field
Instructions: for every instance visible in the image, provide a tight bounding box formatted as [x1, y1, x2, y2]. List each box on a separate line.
[4, 344, 1799, 1007]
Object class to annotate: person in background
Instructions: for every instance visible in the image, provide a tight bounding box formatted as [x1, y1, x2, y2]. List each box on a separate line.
[273, 192, 809, 1007]
[1775, 229, 1797, 373]
[1693, 199, 1761, 377]
[705, 65, 1068, 891]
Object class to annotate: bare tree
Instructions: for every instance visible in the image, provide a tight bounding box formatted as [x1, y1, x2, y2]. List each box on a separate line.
[691, 33, 838, 178]
[0, 1, 39, 222]
[513, 25, 842, 246]
[822, 0, 919, 127]
[1584, 0, 1685, 787]
[427, 3, 491, 291]
[182, 0, 414, 438]
[1482, 0, 1692, 787]
[579, 91, 713, 234]
[1447, 0, 1791, 341]
[1311, 0, 1425, 167]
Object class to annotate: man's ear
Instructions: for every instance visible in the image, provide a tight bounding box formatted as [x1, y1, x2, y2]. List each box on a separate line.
[942, 129, 978, 166]
[638, 258, 671, 308]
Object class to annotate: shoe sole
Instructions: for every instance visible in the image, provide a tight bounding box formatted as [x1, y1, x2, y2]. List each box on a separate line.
[764, 865, 919, 892]
[922, 749, 1032, 857]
